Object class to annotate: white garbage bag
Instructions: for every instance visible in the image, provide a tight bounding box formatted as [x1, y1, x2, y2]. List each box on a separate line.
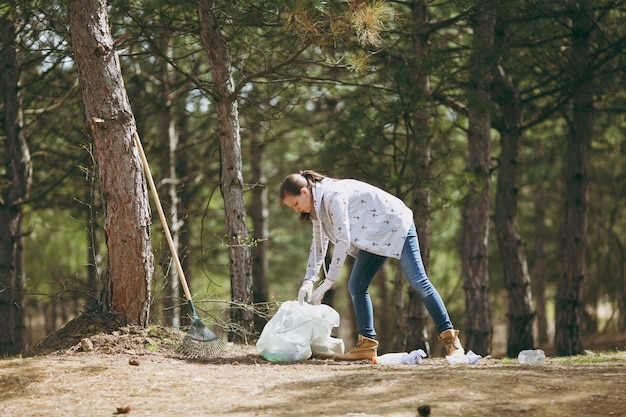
[256, 301, 344, 362]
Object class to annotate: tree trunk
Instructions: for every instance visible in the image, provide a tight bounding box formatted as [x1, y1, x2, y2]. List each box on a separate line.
[533, 185, 549, 344]
[249, 136, 269, 335]
[177, 119, 193, 329]
[461, 4, 495, 356]
[69, 0, 153, 325]
[619, 234, 626, 332]
[197, 0, 254, 342]
[87, 166, 103, 304]
[555, 2, 593, 356]
[392, 264, 407, 351]
[0, 5, 31, 356]
[375, 264, 393, 349]
[406, 0, 432, 354]
[492, 65, 535, 357]
[158, 37, 181, 328]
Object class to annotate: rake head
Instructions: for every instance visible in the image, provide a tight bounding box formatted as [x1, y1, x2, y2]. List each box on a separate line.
[179, 318, 226, 359]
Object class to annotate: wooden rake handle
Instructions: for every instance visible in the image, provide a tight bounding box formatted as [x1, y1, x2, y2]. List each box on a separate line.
[132, 131, 193, 302]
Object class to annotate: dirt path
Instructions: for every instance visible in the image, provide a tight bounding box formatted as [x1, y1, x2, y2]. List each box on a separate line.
[3, 345, 626, 417]
[4, 316, 626, 417]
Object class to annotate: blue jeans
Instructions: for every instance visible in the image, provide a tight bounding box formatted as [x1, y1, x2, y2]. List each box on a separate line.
[347, 224, 454, 339]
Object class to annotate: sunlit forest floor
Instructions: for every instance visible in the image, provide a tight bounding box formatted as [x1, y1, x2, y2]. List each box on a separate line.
[3, 311, 626, 416]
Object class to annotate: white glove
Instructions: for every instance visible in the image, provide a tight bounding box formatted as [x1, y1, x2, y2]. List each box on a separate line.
[311, 280, 333, 305]
[298, 280, 314, 305]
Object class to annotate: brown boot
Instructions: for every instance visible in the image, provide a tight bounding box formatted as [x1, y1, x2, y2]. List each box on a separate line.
[334, 335, 378, 361]
[439, 329, 465, 358]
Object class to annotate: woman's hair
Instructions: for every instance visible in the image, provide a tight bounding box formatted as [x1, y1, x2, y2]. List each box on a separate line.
[279, 170, 327, 222]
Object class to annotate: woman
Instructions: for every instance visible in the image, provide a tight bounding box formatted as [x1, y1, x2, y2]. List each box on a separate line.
[279, 170, 465, 361]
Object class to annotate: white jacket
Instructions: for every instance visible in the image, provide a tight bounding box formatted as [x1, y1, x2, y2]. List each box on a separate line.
[304, 178, 413, 282]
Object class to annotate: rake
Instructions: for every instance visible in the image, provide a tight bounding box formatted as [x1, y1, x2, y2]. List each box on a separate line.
[133, 131, 225, 359]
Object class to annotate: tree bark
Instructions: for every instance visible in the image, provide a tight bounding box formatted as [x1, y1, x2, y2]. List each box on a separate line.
[555, 2, 593, 356]
[197, 0, 254, 342]
[249, 136, 269, 335]
[87, 166, 103, 304]
[69, 0, 153, 325]
[0, 5, 31, 356]
[406, 0, 432, 354]
[533, 185, 549, 344]
[177, 119, 194, 329]
[158, 37, 181, 328]
[492, 65, 535, 357]
[462, 4, 495, 356]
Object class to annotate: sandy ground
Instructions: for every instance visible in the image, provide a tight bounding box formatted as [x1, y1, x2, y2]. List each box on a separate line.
[3, 313, 626, 417]
[2, 332, 626, 416]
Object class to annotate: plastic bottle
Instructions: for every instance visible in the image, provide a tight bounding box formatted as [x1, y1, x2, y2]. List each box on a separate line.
[372, 349, 426, 364]
[517, 349, 546, 364]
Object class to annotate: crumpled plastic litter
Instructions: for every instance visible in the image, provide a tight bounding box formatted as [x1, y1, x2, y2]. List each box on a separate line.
[256, 301, 344, 362]
[446, 350, 482, 365]
[373, 349, 428, 365]
[400, 349, 428, 364]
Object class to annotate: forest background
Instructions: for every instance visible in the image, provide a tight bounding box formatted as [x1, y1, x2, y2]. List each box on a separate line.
[1, 0, 625, 361]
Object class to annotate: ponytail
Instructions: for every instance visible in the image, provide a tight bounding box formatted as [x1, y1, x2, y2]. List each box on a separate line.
[299, 170, 326, 187]
[279, 170, 328, 222]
